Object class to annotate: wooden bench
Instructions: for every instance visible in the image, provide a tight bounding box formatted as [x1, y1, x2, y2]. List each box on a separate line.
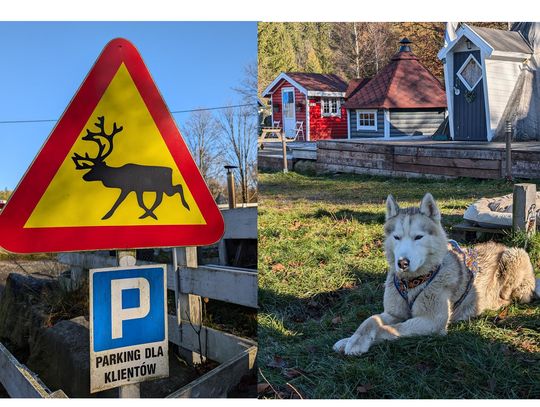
[451, 220, 510, 242]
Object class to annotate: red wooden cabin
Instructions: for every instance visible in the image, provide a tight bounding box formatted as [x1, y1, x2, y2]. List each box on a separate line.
[262, 72, 349, 141]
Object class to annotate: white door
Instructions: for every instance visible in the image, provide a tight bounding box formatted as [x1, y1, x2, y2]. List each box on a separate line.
[281, 88, 296, 138]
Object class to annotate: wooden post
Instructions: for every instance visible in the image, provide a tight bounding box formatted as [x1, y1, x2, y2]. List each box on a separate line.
[281, 131, 288, 173]
[116, 250, 140, 398]
[505, 121, 512, 180]
[513, 183, 537, 235]
[281, 130, 288, 173]
[173, 247, 203, 364]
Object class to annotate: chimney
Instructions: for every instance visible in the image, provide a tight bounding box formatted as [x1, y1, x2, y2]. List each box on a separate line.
[398, 38, 412, 52]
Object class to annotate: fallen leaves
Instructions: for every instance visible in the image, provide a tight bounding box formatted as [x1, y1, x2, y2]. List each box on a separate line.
[257, 383, 272, 394]
[267, 355, 287, 369]
[265, 356, 309, 384]
[282, 367, 307, 379]
[493, 307, 509, 324]
[288, 220, 303, 231]
[271, 263, 286, 272]
[356, 383, 374, 394]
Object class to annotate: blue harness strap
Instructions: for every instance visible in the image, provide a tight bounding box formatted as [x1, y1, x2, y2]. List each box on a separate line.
[393, 265, 441, 314]
[448, 240, 478, 309]
[394, 240, 479, 314]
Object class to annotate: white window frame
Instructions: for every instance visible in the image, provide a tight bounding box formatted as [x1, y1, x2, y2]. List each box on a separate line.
[321, 98, 341, 118]
[456, 54, 483, 92]
[356, 109, 378, 131]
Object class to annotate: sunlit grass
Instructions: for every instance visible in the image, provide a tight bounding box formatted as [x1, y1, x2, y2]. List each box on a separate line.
[258, 172, 540, 399]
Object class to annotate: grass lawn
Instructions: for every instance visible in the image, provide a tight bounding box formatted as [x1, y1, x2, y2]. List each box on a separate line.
[258, 171, 540, 399]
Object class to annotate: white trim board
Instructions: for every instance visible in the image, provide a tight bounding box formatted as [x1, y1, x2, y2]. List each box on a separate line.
[480, 52, 493, 141]
[307, 91, 346, 97]
[383, 109, 390, 139]
[442, 54, 456, 140]
[305, 94, 310, 141]
[346, 109, 351, 139]
[438, 24, 532, 61]
[262, 72, 308, 97]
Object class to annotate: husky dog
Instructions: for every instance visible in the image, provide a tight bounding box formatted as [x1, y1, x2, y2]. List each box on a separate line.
[334, 193, 540, 356]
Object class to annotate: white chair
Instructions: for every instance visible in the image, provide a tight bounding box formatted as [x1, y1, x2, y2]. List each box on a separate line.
[290, 121, 304, 141]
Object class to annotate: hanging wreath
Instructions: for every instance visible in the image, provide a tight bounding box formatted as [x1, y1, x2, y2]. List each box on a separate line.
[464, 89, 476, 104]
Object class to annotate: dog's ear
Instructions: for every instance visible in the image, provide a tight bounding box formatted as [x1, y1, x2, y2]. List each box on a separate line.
[386, 194, 400, 220]
[420, 193, 441, 222]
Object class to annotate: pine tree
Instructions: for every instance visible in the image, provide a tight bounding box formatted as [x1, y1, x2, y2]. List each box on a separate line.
[258, 22, 297, 95]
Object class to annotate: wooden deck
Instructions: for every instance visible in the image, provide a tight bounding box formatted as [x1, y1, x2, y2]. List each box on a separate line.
[316, 139, 540, 179]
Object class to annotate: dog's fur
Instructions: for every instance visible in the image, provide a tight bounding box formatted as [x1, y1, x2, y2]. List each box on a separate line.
[334, 193, 540, 356]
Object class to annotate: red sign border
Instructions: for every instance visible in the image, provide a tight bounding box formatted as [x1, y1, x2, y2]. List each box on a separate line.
[0, 38, 224, 253]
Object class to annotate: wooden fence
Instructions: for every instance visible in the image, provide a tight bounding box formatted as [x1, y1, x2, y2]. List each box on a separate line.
[316, 140, 540, 179]
[1, 205, 258, 398]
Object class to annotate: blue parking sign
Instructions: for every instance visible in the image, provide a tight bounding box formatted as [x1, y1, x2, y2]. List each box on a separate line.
[91, 266, 166, 351]
[89, 264, 169, 392]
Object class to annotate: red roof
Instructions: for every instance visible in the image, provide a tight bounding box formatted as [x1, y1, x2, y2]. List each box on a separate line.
[345, 78, 371, 98]
[343, 51, 447, 109]
[283, 72, 348, 93]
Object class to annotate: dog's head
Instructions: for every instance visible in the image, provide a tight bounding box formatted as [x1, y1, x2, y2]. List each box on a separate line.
[384, 193, 447, 276]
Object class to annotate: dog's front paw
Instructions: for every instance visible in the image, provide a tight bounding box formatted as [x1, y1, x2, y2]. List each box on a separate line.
[344, 334, 372, 356]
[333, 337, 350, 353]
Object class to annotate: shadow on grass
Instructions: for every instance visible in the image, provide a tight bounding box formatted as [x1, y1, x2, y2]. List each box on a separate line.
[258, 284, 540, 399]
[304, 208, 386, 225]
[259, 172, 529, 207]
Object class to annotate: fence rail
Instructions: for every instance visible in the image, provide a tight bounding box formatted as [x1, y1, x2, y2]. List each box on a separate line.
[0, 342, 67, 398]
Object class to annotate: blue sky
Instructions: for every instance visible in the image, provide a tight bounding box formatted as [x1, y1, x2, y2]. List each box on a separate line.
[0, 21, 256, 190]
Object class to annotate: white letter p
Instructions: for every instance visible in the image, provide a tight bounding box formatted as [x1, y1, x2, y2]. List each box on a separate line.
[110, 277, 150, 339]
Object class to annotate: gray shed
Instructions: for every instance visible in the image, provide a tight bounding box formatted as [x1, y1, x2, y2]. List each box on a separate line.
[439, 23, 535, 141]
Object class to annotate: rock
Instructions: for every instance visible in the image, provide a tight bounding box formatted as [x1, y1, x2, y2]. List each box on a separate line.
[293, 160, 317, 176]
[0, 271, 202, 398]
[26, 316, 200, 398]
[26, 316, 116, 398]
[0, 272, 58, 359]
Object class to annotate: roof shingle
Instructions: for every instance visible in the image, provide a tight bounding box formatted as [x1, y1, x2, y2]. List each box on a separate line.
[468, 25, 533, 54]
[343, 50, 447, 109]
[285, 72, 348, 93]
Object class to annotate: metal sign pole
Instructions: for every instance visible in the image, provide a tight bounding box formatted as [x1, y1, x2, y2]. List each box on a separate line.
[116, 249, 141, 399]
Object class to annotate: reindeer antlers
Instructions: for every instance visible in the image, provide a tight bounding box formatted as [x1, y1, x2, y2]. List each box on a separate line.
[72, 116, 124, 170]
[84, 116, 123, 140]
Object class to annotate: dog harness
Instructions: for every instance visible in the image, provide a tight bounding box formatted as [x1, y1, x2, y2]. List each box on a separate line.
[393, 240, 479, 314]
[448, 239, 479, 309]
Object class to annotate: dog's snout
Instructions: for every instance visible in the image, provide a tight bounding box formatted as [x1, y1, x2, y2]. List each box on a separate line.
[397, 257, 410, 270]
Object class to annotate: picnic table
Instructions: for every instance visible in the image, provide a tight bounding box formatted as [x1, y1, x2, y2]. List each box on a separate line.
[258, 126, 283, 147]
[258, 127, 288, 173]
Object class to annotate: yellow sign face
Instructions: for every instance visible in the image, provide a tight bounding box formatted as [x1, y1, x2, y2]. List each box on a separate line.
[25, 64, 206, 228]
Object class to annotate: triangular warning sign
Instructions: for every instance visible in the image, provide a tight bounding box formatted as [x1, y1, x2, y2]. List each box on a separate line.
[0, 38, 224, 253]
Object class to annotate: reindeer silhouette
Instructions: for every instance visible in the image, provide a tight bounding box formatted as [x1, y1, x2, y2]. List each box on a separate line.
[72, 116, 190, 220]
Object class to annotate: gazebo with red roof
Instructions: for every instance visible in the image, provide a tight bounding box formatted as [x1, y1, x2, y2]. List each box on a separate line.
[343, 38, 447, 139]
[262, 72, 349, 141]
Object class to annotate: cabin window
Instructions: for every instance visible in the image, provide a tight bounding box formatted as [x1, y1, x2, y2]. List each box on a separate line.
[457, 54, 482, 91]
[321, 98, 341, 117]
[356, 110, 377, 131]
